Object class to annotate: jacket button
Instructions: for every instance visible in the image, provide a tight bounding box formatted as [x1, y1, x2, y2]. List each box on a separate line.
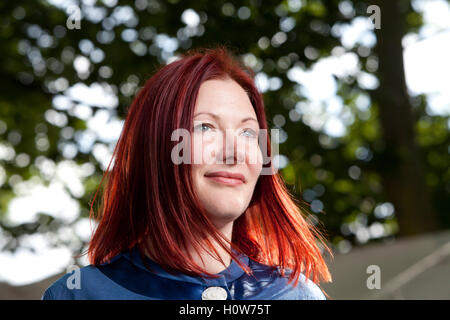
[201, 286, 228, 300]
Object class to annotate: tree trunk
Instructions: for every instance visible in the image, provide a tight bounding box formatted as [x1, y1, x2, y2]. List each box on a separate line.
[371, 0, 440, 236]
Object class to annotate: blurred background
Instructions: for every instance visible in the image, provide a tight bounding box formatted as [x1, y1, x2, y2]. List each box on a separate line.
[0, 0, 449, 299]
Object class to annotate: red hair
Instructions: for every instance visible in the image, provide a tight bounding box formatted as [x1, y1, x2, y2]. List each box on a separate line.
[87, 46, 333, 297]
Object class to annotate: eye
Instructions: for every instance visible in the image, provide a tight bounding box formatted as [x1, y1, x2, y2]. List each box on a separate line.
[241, 128, 258, 138]
[194, 123, 214, 132]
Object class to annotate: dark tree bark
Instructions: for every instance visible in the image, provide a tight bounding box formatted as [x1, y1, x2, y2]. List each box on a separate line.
[371, 0, 440, 236]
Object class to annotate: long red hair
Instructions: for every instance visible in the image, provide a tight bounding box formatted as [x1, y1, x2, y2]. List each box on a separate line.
[87, 46, 333, 297]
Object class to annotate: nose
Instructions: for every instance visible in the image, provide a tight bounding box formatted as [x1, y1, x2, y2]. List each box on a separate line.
[217, 129, 245, 165]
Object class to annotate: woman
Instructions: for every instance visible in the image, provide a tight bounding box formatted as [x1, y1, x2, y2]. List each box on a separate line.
[42, 47, 333, 300]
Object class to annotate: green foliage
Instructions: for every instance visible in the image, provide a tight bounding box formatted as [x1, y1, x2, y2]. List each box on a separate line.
[0, 0, 448, 260]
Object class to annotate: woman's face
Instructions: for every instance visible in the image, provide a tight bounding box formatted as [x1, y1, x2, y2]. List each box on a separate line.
[191, 78, 263, 228]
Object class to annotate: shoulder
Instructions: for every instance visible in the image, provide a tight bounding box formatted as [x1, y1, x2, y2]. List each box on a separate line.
[245, 259, 326, 300]
[41, 280, 70, 300]
[41, 265, 101, 300]
[286, 272, 327, 300]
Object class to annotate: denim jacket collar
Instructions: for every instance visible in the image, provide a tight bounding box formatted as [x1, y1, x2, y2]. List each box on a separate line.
[118, 245, 250, 286]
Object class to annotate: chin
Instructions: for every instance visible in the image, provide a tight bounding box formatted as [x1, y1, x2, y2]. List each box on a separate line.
[207, 205, 246, 222]
[211, 198, 246, 213]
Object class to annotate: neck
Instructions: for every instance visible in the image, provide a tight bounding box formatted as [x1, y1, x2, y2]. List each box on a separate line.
[187, 221, 234, 275]
[143, 221, 234, 275]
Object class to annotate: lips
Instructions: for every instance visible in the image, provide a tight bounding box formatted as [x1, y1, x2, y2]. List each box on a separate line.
[204, 171, 246, 185]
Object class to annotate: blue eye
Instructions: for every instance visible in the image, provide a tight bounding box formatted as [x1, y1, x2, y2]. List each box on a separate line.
[194, 123, 213, 132]
[241, 128, 257, 138]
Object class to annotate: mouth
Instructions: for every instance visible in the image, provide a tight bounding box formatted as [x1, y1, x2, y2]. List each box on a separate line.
[204, 171, 245, 186]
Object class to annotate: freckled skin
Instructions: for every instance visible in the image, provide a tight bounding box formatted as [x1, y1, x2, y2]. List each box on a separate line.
[191, 78, 263, 228]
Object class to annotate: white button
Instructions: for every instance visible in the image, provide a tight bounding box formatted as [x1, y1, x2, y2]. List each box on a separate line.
[201, 286, 228, 300]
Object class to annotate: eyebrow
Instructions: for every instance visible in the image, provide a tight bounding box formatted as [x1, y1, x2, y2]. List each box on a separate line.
[193, 112, 258, 124]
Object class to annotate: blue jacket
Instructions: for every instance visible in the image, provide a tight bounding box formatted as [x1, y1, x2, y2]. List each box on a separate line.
[41, 245, 326, 300]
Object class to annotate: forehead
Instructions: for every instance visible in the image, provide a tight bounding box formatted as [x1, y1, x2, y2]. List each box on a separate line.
[194, 78, 256, 117]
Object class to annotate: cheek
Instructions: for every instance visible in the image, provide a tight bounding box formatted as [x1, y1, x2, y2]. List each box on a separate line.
[247, 163, 262, 186]
[191, 133, 218, 165]
[243, 141, 263, 170]
[190, 136, 215, 186]
[243, 143, 263, 186]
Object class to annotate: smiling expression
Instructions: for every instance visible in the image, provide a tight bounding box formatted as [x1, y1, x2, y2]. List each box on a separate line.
[190, 77, 263, 227]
